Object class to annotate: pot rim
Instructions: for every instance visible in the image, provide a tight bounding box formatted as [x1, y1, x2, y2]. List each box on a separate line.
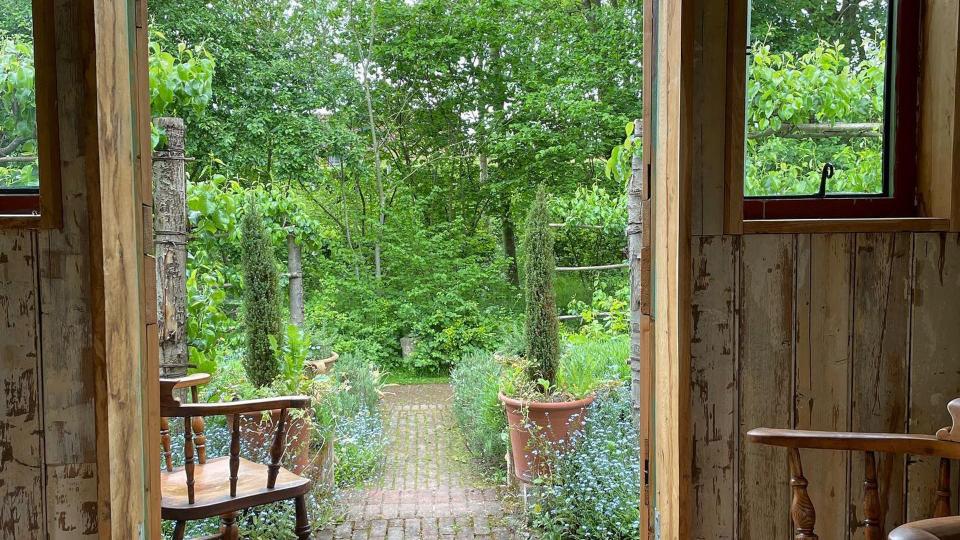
[498, 391, 595, 410]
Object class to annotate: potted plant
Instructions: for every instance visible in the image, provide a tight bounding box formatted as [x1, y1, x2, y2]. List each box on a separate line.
[498, 185, 596, 483]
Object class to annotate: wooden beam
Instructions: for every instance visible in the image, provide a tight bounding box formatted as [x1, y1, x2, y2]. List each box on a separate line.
[82, 0, 149, 536]
[651, 0, 695, 537]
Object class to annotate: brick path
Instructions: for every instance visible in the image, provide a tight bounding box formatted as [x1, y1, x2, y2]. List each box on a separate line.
[318, 384, 526, 540]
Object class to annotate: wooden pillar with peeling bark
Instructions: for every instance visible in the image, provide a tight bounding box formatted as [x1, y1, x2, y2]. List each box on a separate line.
[153, 117, 189, 377]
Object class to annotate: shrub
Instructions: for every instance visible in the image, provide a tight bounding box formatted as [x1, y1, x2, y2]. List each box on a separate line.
[450, 351, 508, 468]
[531, 385, 640, 539]
[524, 185, 560, 386]
[241, 196, 283, 387]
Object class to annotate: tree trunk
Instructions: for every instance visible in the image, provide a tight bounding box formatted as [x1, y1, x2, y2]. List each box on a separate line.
[361, 1, 386, 280]
[627, 119, 648, 424]
[287, 232, 304, 327]
[502, 207, 519, 286]
[153, 117, 189, 377]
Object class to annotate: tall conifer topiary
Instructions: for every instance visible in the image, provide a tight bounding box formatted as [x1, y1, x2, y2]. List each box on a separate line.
[524, 185, 560, 387]
[241, 195, 282, 387]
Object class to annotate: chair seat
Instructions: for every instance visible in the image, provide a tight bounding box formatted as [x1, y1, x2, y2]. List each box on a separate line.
[890, 517, 960, 540]
[161, 456, 312, 521]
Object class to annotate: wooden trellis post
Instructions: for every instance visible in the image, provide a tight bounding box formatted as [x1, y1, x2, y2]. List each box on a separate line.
[153, 117, 189, 377]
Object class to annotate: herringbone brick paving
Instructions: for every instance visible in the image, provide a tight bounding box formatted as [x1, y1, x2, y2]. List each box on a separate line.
[318, 384, 526, 540]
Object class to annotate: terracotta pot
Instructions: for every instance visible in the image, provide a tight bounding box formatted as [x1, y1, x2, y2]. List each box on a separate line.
[230, 409, 313, 474]
[305, 351, 340, 376]
[499, 392, 595, 483]
[309, 435, 335, 495]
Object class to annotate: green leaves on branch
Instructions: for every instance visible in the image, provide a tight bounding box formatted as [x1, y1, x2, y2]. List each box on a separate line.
[0, 35, 38, 187]
[149, 35, 215, 119]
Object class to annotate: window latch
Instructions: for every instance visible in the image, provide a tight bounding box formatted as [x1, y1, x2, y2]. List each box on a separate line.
[817, 162, 835, 198]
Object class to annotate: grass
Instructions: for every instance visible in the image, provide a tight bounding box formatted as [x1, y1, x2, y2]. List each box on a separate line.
[382, 367, 451, 385]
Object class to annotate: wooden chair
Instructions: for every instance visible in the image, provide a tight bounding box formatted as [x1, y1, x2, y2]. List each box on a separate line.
[747, 398, 960, 540]
[159, 377, 313, 540]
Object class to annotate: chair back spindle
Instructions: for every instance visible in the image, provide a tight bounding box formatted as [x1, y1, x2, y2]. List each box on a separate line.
[230, 413, 241, 498]
[862, 451, 883, 540]
[268, 408, 289, 489]
[183, 415, 196, 504]
[161, 417, 173, 472]
[788, 448, 818, 540]
[190, 386, 207, 464]
[937, 457, 953, 518]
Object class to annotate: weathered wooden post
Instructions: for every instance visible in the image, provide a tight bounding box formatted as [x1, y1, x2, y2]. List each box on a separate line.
[153, 117, 189, 377]
[287, 231, 305, 327]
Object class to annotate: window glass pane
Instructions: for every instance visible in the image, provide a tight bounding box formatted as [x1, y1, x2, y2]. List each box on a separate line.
[0, 0, 39, 191]
[745, 0, 889, 197]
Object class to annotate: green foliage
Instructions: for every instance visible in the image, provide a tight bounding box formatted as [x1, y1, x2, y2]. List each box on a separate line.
[0, 35, 38, 188]
[270, 324, 313, 395]
[328, 353, 386, 487]
[185, 266, 235, 375]
[746, 40, 885, 196]
[450, 351, 508, 468]
[0, 32, 214, 186]
[556, 335, 630, 399]
[240, 196, 283, 388]
[565, 277, 630, 338]
[523, 185, 560, 387]
[148, 35, 215, 118]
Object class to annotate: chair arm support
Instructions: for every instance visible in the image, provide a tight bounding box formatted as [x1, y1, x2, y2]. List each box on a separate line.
[161, 396, 312, 418]
[747, 428, 960, 459]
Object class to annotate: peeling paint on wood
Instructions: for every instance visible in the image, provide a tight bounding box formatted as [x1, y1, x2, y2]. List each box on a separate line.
[0, 230, 43, 539]
[795, 233, 852, 540]
[690, 236, 737, 539]
[737, 234, 794, 540]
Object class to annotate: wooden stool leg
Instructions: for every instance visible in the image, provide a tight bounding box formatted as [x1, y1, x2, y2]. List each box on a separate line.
[935, 457, 952, 518]
[294, 494, 311, 540]
[220, 512, 239, 540]
[789, 448, 818, 539]
[863, 451, 883, 540]
[172, 520, 186, 540]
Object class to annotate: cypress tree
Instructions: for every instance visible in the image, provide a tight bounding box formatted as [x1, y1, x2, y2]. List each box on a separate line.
[241, 195, 282, 387]
[523, 185, 560, 387]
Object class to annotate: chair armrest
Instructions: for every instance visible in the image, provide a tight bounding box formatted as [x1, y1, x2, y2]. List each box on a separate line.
[162, 373, 212, 389]
[747, 428, 960, 459]
[161, 396, 312, 418]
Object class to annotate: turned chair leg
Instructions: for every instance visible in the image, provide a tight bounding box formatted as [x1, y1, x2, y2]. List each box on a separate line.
[172, 520, 186, 540]
[294, 494, 311, 540]
[789, 448, 818, 540]
[220, 512, 239, 540]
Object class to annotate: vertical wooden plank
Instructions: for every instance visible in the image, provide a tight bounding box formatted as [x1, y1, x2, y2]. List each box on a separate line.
[690, 235, 737, 539]
[738, 234, 794, 540]
[0, 231, 44, 539]
[909, 233, 960, 521]
[850, 233, 911, 538]
[723, 0, 747, 234]
[692, 0, 730, 235]
[39, 0, 100, 536]
[795, 233, 853, 540]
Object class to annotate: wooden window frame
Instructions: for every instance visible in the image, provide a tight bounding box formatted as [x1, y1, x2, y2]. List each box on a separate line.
[724, 0, 950, 232]
[0, 0, 62, 229]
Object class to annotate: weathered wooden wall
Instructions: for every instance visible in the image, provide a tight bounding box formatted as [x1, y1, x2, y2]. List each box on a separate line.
[689, 232, 960, 540]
